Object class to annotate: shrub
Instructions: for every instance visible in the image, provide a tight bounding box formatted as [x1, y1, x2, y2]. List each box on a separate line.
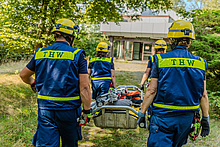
[208, 91, 220, 119]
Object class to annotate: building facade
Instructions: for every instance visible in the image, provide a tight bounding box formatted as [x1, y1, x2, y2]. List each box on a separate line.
[100, 10, 179, 61]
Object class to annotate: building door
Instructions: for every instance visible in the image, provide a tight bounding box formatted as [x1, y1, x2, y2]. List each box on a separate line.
[142, 43, 152, 61]
[133, 42, 141, 60]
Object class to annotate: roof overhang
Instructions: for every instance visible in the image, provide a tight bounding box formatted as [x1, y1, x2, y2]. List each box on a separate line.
[100, 22, 172, 39]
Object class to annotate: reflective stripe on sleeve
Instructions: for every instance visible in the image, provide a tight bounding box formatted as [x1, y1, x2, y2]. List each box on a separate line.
[156, 54, 205, 71]
[91, 77, 112, 80]
[35, 48, 81, 60]
[38, 95, 80, 101]
[150, 55, 154, 62]
[153, 102, 200, 110]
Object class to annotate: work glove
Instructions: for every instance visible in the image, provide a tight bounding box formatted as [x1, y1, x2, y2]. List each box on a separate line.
[79, 109, 91, 126]
[108, 83, 115, 92]
[31, 81, 37, 93]
[200, 116, 210, 137]
[110, 83, 115, 89]
[137, 110, 147, 128]
[140, 84, 144, 91]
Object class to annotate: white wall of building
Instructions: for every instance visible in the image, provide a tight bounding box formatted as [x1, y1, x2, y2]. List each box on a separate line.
[123, 16, 170, 23]
[100, 22, 172, 39]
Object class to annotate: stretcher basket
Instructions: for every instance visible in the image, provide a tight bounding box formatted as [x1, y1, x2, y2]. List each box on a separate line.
[91, 85, 143, 129]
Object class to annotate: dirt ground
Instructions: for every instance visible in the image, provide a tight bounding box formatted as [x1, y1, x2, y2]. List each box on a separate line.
[0, 60, 147, 74]
[0, 60, 147, 85]
[114, 61, 147, 72]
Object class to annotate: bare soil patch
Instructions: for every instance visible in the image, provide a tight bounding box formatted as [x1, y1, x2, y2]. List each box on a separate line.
[114, 61, 147, 72]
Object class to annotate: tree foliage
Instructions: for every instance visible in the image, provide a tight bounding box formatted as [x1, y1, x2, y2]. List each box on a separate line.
[184, 10, 220, 92]
[173, 3, 220, 116]
[0, 0, 172, 63]
[170, 0, 187, 10]
[191, 0, 220, 11]
[172, 0, 220, 22]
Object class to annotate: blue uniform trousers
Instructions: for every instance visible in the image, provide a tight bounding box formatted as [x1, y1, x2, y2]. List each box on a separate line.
[147, 112, 194, 147]
[33, 107, 82, 147]
[91, 79, 111, 99]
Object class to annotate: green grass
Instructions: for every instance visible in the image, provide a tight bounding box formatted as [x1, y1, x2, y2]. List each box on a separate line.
[115, 71, 143, 87]
[0, 111, 37, 147]
[0, 83, 37, 147]
[91, 128, 148, 147]
[0, 62, 220, 147]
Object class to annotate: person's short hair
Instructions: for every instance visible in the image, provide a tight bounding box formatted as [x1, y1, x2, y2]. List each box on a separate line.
[96, 51, 107, 58]
[169, 38, 191, 48]
[54, 32, 64, 39]
[156, 48, 165, 52]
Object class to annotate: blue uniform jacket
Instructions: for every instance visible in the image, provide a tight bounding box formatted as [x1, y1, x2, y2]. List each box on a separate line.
[89, 57, 114, 81]
[34, 41, 84, 110]
[151, 46, 207, 115]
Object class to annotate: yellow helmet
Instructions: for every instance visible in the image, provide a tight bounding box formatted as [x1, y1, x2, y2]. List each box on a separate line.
[154, 40, 167, 49]
[96, 42, 109, 52]
[167, 20, 195, 40]
[52, 18, 79, 39]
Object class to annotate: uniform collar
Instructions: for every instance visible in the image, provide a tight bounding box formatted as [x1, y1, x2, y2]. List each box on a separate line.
[54, 41, 70, 46]
[173, 45, 187, 51]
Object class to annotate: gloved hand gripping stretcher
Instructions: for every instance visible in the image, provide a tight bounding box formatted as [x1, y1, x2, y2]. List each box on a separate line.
[90, 85, 143, 129]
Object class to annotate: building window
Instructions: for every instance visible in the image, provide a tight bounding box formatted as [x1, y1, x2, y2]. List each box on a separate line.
[125, 41, 132, 60]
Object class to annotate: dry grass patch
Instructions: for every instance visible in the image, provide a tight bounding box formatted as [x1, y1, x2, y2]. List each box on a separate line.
[0, 74, 24, 86]
[0, 60, 29, 74]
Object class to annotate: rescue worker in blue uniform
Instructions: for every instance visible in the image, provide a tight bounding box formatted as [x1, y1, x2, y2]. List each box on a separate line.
[140, 40, 167, 126]
[88, 42, 116, 99]
[140, 40, 167, 91]
[20, 19, 92, 147]
[137, 20, 210, 147]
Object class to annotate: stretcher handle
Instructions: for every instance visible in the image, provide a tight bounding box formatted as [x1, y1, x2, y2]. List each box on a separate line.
[91, 105, 138, 115]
